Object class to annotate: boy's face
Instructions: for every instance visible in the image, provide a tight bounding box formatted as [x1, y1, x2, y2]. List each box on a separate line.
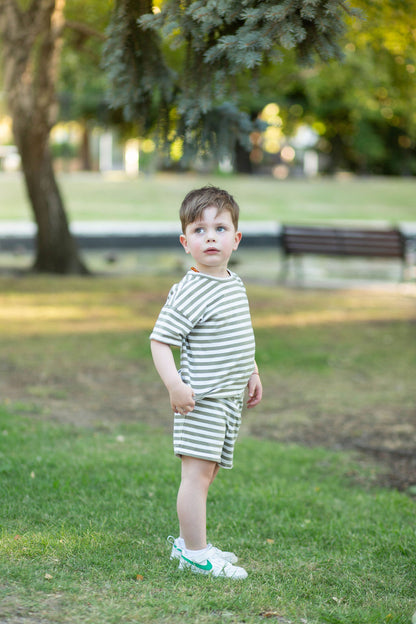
[179, 206, 242, 277]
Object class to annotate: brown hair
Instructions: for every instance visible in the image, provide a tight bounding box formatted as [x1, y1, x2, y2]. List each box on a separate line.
[180, 186, 240, 233]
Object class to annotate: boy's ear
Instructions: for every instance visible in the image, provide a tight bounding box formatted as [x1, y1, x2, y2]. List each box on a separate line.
[233, 231, 242, 250]
[180, 234, 190, 253]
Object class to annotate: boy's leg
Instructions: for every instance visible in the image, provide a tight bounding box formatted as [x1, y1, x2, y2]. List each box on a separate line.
[210, 463, 220, 486]
[177, 455, 217, 550]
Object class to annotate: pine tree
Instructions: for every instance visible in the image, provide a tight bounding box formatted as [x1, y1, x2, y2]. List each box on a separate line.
[103, 0, 355, 161]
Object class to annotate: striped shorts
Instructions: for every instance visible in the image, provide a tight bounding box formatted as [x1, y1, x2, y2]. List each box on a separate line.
[173, 395, 244, 470]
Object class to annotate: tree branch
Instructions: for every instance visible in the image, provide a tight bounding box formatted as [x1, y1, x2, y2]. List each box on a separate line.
[0, 0, 22, 37]
[65, 19, 106, 41]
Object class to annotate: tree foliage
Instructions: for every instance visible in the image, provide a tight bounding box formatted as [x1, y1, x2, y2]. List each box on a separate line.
[103, 0, 354, 161]
[0, 0, 356, 274]
[278, 0, 416, 173]
[58, 0, 111, 122]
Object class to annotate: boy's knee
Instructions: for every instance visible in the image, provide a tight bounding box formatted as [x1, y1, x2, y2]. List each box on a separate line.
[181, 456, 217, 486]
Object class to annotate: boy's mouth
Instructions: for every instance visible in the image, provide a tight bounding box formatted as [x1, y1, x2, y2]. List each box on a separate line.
[205, 247, 219, 253]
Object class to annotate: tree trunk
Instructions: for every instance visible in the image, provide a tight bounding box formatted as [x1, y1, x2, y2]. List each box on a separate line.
[234, 140, 253, 174]
[0, 0, 88, 274]
[16, 130, 87, 273]
[80, 123, 93, 171]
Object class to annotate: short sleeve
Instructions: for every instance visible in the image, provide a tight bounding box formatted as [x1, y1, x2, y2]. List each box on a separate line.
[149, 275, 211, 346]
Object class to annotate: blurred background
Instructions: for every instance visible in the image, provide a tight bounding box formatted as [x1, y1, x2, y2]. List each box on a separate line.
[0, 0, 415, 280]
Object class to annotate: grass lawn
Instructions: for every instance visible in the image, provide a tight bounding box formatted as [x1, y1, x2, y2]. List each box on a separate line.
[1, 170, 416, 223]
[0, 273, 415, 624]
[1, 406, 415, 624]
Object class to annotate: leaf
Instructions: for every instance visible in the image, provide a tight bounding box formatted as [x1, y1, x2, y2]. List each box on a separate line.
[44, 573, 53, 580]
[136, 574, 144, 581]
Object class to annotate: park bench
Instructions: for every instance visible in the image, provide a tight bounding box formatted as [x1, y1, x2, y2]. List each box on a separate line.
[279, 224, 412, 282]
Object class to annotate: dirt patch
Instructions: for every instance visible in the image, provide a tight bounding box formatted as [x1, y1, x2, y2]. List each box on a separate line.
[247, 402, 416, 493]
[2, 358, 415, 496]
[0, 591, 63, 624]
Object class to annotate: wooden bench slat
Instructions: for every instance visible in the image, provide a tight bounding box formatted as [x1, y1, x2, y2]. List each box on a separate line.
[282, 226, 405, 259]
[279, 224, 411, 281]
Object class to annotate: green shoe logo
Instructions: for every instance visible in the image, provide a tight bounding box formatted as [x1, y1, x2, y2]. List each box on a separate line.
[183, 555, 213, 572]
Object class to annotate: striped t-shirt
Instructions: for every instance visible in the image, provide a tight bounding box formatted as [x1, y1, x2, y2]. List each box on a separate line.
[150, 269, 256, 400]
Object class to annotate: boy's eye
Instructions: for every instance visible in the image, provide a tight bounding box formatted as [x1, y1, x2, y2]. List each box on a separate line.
[194, 227, 204, 234]
[217, 226, 226, 232]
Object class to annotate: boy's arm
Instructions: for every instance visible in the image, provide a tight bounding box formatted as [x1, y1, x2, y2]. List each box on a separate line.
[246, 361, 263, 408]
[150, 339, 195, 414]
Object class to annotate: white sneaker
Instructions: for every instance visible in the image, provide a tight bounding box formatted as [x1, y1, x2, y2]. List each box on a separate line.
[178, 545, 248, 579]
[167, 535, 238, 564]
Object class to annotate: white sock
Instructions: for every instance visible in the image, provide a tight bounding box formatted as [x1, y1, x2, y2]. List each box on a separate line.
[177, 537, 185, 549]
[184, 545, 210, 561]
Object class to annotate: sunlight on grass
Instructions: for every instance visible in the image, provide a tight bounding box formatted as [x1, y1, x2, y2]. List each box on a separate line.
[253, 305, 416, 328]
[0, 276, 415, 336]
[0, 303, 154, 334]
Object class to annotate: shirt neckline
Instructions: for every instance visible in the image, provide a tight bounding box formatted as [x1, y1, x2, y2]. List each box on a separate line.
[190, 267, 232, 279]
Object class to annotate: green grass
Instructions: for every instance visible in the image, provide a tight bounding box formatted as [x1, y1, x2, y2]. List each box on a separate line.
[1, 170, 416, 223]
[0, 273, 415, 623]
[1, 405, 415, 624]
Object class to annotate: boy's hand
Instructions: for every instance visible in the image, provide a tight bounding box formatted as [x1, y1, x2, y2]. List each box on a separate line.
[246, 372, 263, 408]
[150, 340, 195, 414]
[168, 379, 195, 415]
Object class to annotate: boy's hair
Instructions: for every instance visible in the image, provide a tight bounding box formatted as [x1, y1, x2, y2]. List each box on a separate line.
[180, 186, 239, 233]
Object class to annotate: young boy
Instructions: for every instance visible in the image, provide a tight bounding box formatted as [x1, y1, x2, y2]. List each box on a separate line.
[150, 186, 262, 579]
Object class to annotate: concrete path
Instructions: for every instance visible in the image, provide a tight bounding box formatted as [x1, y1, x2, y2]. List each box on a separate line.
[0, 220, 281, 251]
